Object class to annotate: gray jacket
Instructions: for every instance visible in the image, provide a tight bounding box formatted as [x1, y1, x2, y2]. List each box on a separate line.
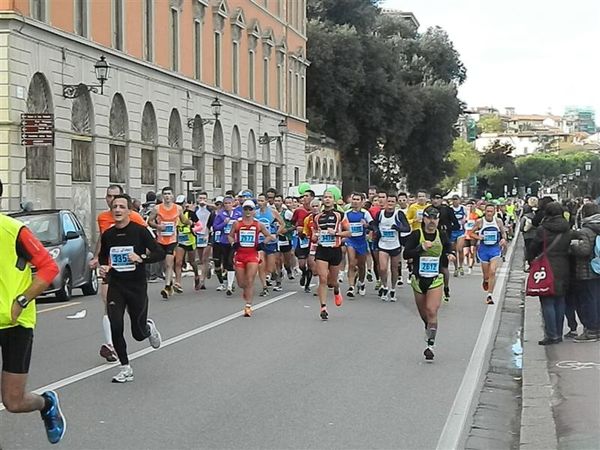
[570, 213, 600, 281]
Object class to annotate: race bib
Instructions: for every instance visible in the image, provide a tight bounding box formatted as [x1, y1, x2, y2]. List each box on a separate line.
[197, 235, 208, 246]
[178, 233, 192, 246]
[381, 228, 396, 241]
[419, 256, 440, 278]
[110, 246, 136, 272]
[224, 222, 233, 234]
[299, 237, 310, 249]
[318, 232, 335, 247]
[161, 222, 175, 237]
[350, 222, 363, 237]
[214, 231, 222, 242]
[239, 229, 256, 248]
[483, 230, 497, 246]
[277, 239, 290, 250]
[465, 221, 475, 231]
[416, 210, 424, 222]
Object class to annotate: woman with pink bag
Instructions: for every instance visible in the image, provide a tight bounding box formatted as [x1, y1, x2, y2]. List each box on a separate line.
[526, 202, 572, 345]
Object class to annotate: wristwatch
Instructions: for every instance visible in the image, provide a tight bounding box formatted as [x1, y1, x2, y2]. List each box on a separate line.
[140, 254, 148, 263]
[15, 295, 29, 308]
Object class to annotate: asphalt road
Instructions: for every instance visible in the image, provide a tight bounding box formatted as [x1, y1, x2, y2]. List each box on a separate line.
[0, 268, 493, 450]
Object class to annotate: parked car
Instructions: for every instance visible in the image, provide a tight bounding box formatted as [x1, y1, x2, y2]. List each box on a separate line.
[9, 209, 98, 300]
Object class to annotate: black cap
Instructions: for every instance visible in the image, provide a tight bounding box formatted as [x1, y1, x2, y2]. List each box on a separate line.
[423, 206, 440, 218]
[452, 194, 460, 200]
[432, 193, 443, 199]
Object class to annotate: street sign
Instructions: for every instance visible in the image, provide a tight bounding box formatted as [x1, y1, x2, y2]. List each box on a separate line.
[181, 167, 197, 182]
[21, 113, 54, 146]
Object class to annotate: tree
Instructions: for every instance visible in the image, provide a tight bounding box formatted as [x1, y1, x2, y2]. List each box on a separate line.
[439, 138, 480, 191]
[306, 0, 466, 193]
[478, 114, 504, 133]
[475, 140, 517, 196]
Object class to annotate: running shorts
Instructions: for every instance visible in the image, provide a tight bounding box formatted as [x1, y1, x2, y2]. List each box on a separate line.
[177, 244, 195, 252]
[477, 245, 502, 263]
[0, 326, 33, 374]
[259, 242, 279, 255]
[410, 274, 444, 294]
[450, 230, 465, 243]
[234, 251, 261, 268]
[315, 246, 343, 266]
[278, 239, 292, 253]
[378, 247, 402, 257]
[346, 238, 369, 256]
[159, 242, 177, 255]
[295, 244, 310, 259]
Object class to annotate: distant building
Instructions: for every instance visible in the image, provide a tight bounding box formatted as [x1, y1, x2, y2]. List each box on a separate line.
[564, 107, 596, 134]
[475, 132, 570, 157]
[304, 132, 342, 186]
[380, 8, 420, 29]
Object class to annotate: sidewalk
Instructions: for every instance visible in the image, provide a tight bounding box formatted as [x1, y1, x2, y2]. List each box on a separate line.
[521, 271, 600, 449]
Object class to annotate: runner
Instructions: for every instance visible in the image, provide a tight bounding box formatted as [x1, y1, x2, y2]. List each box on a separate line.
[274, 194, 296, 281]
[367, 190, 387, 289]
[374, 193, 410, 302]
[463, 200, 481, 274]
[98, 194, 164, 383]
[194, 191, 214, 290]
[212, 196, 241, 295]
[397, 192, 412, 286]
[304, 199, 322, 295]
[312, 191, 351, 320]
[406, 191, 430, 231]
[345, 193, 373, 298]
[229, 200, 275, 317]
[431, 193, 461, 302]
[471, 203, 507, 305]
[0, 178, 66, 444]
[450, 195, 467, 277]
[292, 189, 315, 292]
[403, 206, 456, 361]
[91, 184, 147, 362]
[255, 193, 285, 296]
[147, 186, 191, 300]
[173, 195, 200, 293]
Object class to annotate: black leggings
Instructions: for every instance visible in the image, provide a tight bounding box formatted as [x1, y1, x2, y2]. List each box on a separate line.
[107, 279, 151, 365]
[213, 243, 234, 271]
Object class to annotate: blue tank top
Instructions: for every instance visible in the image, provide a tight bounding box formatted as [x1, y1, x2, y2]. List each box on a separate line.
[255, 207, 276, 244]
[345, 210, 368, 241]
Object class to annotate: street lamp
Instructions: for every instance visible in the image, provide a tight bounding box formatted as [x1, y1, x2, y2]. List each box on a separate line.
[576, 168, 582, 177]
[568, 173, 574, 181]
[585, 161, 592, 172]
[62, 55, 110, 98]
[187, 97, 222, 128]
[259, 119, 288, 144]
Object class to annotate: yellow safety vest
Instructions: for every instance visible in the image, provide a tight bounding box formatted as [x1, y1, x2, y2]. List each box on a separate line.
[0, 214, 36, 329]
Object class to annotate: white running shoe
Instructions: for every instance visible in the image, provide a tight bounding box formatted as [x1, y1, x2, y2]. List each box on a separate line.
[112, 365, 134, 383]
[216, 284, 226, 291]
[381, 288, 389, 302]
[358, 283, 366, 296]
[147, 319, 162, 349]
[338, 271, 345, 284]
[389, 289, 396, 302]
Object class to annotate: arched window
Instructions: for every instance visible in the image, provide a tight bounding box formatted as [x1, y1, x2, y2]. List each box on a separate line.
[275, 139, 284, 193]
[315, 157, 321, 181]
[168, 108, 183, 192]
[141, 102, 158, 187]
[191, 115, 205, 188]
[261, 134, 270, 192]
[329, 160, 334, 181]
[212, 121, 224, 193]
[231, 125, 242, 192]
[109, 93, 129, 185]
[336, 161, 342, 180]
[26, 73, 54, 181]
[306, 157, 313, 180]
[247, 130, 257, 192]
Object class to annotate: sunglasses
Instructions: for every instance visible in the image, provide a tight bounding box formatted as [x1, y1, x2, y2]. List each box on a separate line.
[243, 206, 254, 211]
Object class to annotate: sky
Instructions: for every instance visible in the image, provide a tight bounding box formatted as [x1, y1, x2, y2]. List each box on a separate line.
[382, 0, 600, 118]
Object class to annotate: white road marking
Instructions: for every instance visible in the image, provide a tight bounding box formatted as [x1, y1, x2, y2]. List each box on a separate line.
[0, 291, 296, 412]
[37, 302, 82, 314]
[436, 229, 520, 450]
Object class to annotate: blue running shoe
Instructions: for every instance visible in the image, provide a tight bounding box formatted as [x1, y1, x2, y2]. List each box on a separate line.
[40, 390, 66, 444]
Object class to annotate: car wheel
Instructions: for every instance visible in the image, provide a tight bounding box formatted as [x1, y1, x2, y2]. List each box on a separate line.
[56, 268, 73, 301]
[81, 269, 99, 296]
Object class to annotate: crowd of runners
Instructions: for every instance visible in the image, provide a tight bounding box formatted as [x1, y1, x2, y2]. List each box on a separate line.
[0, 178, 518, 445]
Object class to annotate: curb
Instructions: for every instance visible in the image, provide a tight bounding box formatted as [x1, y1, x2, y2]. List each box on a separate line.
[436, 231, 520, 450]
[519, 287, 558, 449]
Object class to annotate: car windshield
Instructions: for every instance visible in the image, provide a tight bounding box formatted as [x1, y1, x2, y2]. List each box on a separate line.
[18, 214, 61, 246]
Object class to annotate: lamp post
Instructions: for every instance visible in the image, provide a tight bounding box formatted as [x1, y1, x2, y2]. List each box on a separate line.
[513, 176, 519, 197]
[575, 168, 581, 177]
[187, 97, 222, 128]
[259, 119, 288, 144]
[62, 55, 110, 98]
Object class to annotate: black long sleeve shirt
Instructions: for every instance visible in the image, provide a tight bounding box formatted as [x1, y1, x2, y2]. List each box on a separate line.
[99, 222, 165, 280]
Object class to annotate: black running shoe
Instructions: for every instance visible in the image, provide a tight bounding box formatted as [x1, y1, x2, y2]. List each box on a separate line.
[424, 346, 434, 361]
[300, 273, 306, 287]
[347, 287, 355, 298]
[320, 307, 328, 321]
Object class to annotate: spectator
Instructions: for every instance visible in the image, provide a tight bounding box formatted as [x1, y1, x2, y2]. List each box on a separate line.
[569, 202, 600, 342]
[527, 202, 572, 345]
[520, 196, 538, 271]
[531, 196, 555, 228]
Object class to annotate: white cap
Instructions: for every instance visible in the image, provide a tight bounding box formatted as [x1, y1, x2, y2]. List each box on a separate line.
[242, 200, 255, 208]
[215, 196, 225, 203]
[175, 194, 186, 204]
[237, 190, 244, 197]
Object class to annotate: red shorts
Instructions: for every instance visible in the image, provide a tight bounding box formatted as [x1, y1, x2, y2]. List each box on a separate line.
[234, 250, 261, 268]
